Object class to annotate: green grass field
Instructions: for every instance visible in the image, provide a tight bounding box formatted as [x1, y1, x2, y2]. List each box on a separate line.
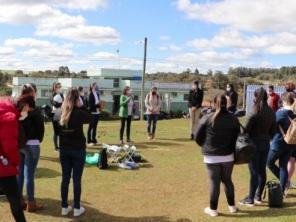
[1, 119, 296, 222]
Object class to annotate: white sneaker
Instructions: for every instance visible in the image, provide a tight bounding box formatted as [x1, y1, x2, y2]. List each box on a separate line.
[228, 206, 239, 213]
[61, 206, 72, 216]
[74, 207, 85, 217]
[204, 207, 218, 217]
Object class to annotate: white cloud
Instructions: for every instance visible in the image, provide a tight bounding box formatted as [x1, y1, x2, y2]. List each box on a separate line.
[159, 44, 182, 51]
[176, 0, 296, 32]
[0, 0, 108, 11]
[160, 35, 171, 41]
[188, 29, 296, 55]
[0, 1, 120, 44]
[0, 47, 15, 55]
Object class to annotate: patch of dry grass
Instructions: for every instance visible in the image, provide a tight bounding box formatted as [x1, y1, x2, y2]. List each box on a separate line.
[1, 119, 296, 222]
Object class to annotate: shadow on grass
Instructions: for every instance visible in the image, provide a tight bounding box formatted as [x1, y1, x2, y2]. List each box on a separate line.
[136, 141, 179, 149]
[31, 197, 174, 222]
[158, 138, 192, 143]
[36, 167, 61, 179]
[219, 202, 296, 218]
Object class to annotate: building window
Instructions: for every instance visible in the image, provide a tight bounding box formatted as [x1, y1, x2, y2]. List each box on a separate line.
[41, 89, 51, 98]
[133, 95, 139, 101]
[184, 94, 189, 101]
[172, 92, 178, 97]
[113, 78, 119, 88]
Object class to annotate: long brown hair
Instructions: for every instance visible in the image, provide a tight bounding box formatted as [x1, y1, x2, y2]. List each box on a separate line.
[253, 87, 268, 114]
[60, 88, 79, 126]
[52, 82, 61, 93]
[210, 94, 227, 126]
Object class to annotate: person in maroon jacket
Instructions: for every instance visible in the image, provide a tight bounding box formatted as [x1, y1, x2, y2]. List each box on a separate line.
[0, 97, 28, 222]
[267, 85, 280, 112]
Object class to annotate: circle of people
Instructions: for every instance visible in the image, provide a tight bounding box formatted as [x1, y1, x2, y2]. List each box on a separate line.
[0, 80, 295, 221]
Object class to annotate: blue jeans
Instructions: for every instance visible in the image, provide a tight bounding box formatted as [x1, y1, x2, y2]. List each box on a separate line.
[147, 114, 158, 135]
[248, 139, 269, 200]
[18, 145, 40, 201]
[267, 148, 291, 192]
[60, 149, 86, 209]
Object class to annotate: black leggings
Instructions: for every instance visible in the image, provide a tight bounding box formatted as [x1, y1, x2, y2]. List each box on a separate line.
[206, 162, 235, 210]
[120, 116, 132, 141]
[0, 176, 26, 222]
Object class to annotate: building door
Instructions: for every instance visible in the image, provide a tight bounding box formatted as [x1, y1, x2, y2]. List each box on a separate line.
[113, 95, 120, 115]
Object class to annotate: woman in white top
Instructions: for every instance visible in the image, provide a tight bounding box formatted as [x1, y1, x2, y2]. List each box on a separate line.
[145, 87, 161, 140]
[51, 82, 64, 151]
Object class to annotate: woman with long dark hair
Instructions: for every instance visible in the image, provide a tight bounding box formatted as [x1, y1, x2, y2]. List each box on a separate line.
[18, 85, 45, 212]
[239, 87, 276, 206]
[51, 82, 64, 151]
[195, 94, 240, 217]
[87, 82, 100, 145]
[225, 84, 238, 114]
[59, 88, 92, 217]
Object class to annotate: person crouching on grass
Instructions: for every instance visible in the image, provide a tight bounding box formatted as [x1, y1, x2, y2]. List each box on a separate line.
[59, 88, 92, 217]
[195, 94, 240, 217]
[0, 96, 31, 222]
[119, 86, 135, 144]
[145, 87, 161, 140]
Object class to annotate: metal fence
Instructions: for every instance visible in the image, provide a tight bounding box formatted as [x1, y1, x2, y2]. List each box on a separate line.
[246, 85, 286, 115]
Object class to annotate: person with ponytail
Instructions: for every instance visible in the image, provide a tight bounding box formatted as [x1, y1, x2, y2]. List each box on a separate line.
[195, 94, 240, 217]
[239, 87, 276, 206]
[59, 88, 92, 217]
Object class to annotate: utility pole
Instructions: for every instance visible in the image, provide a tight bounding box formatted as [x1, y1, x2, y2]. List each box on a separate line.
[242, 79, 246, 110]
[140, 37, 147, 120]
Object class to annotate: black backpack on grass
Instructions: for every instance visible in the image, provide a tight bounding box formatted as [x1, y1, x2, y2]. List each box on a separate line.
[263, 181, 283, 208]
[97, 148, 108, 170]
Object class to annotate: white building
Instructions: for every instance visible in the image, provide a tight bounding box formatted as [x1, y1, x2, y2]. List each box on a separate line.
[12, 68, 192, 114]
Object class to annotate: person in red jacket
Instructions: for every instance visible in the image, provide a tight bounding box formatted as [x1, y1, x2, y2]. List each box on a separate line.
[267, 85, 280, 112]
[0, 97, 27, 222]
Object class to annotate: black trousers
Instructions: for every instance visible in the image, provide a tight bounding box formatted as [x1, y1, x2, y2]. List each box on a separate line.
[120, 116, 132, 141]
[206, 161, 235, 210]
[0, 176, 26, 222]
[87, 114, 99, 143]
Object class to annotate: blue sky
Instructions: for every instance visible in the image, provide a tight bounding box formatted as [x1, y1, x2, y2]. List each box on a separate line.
[0, 0, 296, 73]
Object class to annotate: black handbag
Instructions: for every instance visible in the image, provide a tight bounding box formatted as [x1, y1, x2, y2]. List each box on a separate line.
[263, 181, 283, 208]
[234, 124, 255, 165]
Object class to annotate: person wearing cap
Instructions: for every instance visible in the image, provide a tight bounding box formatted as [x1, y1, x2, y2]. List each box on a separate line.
[188, 81, 204, 140]
[145, 87, 161, 140]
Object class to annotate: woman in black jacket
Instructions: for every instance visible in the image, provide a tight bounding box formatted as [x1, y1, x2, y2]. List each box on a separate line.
[18, 86, 45, 212]
[239, 87, 276, 206]
[78, 86, 88, 111]
[87, 82, 101, 145]
[195, 94, 240, 217]
[225, 84, 238, 114]
[59, 88, 92, 217]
